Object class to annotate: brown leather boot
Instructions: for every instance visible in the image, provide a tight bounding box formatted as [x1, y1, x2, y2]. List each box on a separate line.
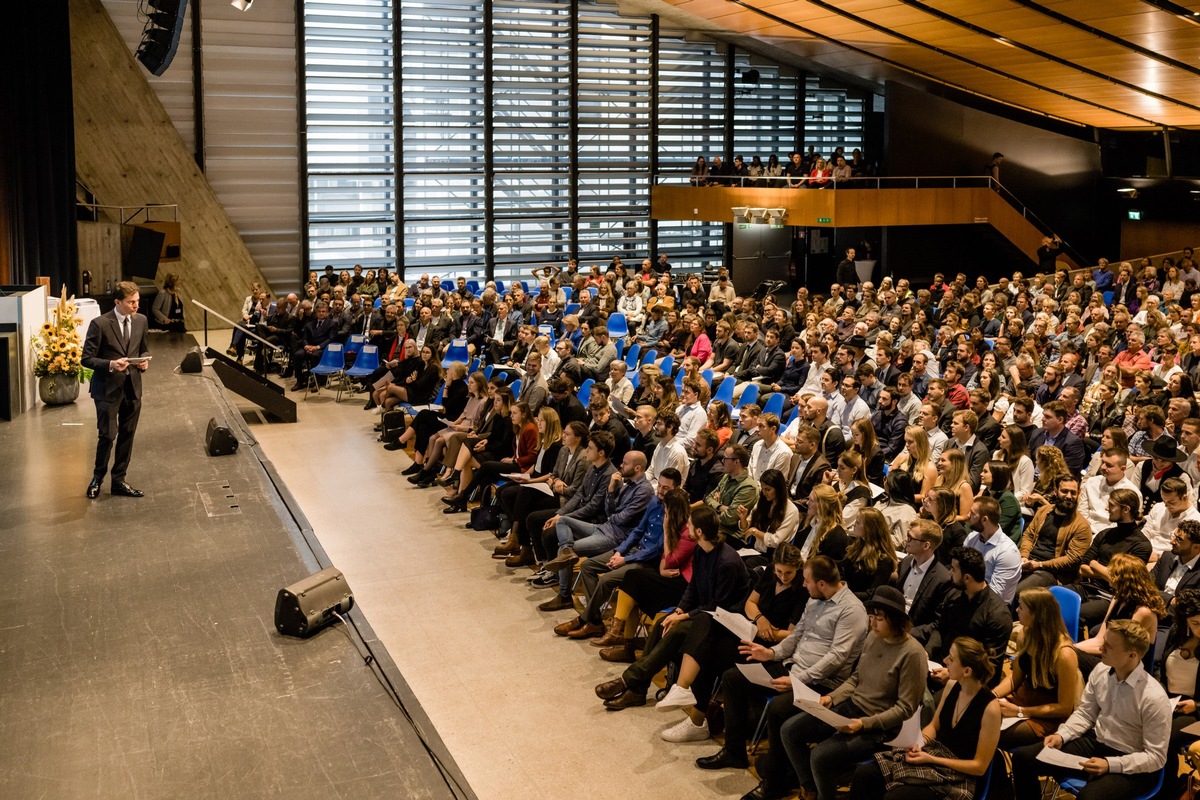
[591, 616, 628, 648]
[504, 546, 535, 568]
[599, 643, 637, 663]
[491, 532, 519, 558]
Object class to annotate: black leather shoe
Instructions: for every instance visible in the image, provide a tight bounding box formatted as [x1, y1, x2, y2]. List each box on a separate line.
[695, 747, 749, 771]
[739, 781, 790, 800]
[111, 482, 144, 498]
[383, 441, 404, 451]
[401, 463, 423, 476]
[86, 479, 101, 499]
[441, 493, 464, 506]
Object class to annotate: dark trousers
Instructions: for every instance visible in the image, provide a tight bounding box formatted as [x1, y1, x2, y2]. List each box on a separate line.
[620, 566, 688, 616]
[94, 390, 141, 484]
[500, 486, 558, 550]
[621, 616, 693, 694]
[1011, 732, 1160, 800]
[526, 509, 560, 560]
[460, 460, 522, 499]
[579, 556, 645, 625]
[410, 409, 445, 453]
[852, 760, 947, 800]
[781, 699, 891, 799]
[719, 660, 796, 780]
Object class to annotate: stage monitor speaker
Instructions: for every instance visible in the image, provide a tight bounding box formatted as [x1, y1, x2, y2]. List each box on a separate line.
[205, 417, 239, 456]
[180, 346, 203, 373]
[136, 0, 189, 76]
[275, 567, 354, 638]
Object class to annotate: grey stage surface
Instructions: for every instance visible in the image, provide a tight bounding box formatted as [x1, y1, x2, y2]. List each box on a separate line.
[0, 333, 467, 799]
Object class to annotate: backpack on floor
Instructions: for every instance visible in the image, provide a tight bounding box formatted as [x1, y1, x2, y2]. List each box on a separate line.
[379, 409, 407, 444]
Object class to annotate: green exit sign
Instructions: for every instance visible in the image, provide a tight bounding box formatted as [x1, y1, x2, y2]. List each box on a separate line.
[1128, 210, 1141, 220]
[817, 217, 832, 224]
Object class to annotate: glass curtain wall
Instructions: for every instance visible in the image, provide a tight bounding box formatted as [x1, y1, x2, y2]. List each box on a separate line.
[302, 0, 827, 283]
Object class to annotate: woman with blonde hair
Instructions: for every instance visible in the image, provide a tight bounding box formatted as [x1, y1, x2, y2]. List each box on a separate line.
[922, 487, 968, 565]
[630, 363, 661, 410]
[934, 448, 974, 522]
[1022, 445, 1070, 513]
[839, 507, 899, 600]
[890, 425, 938, 503]
[795, 484, 849, 561]
[994, 587, 1080, 747]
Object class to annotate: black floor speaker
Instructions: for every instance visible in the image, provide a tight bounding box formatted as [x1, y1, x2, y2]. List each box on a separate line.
[205, 417, 239, 456]
[275, 567, 355, 637]
[180, 346, 203, 373]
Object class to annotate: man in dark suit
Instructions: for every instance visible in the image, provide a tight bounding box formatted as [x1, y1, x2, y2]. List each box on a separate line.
[788, 425, 831, 514]
[1029, 400, 1088, 478]
[729, 324, 765, 382]
[485, 300, 521, 363]
[290, 301, 338, 391]
[871, 387, 908, 462]
[1152, 518, 1200, 612]
[82, 281, 151, 499]
[969, 390, 1001, 453]
[947, 409, 991, 491]
[894, 519, 955, 643]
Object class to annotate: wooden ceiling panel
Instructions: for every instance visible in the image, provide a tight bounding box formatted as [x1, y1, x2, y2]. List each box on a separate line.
[653, 0, 1200, 128]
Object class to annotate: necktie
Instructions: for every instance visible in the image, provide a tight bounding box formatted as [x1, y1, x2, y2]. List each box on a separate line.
[122, 316, 130, 347]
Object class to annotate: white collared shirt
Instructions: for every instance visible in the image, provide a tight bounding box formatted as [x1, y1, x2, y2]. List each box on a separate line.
[1057, 664, 1171, 775]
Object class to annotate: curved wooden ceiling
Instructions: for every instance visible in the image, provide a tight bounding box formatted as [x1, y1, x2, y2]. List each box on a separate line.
[622, 0, 1200, 130]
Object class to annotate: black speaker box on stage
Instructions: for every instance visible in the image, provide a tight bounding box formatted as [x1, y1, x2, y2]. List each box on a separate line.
[205, 417, 239, 456]
[275, 567, 354, 638]
[180, 346, 203, 373]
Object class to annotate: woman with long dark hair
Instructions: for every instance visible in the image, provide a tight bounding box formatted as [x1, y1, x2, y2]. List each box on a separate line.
[839, 507, 899, 600]
[501, 421, 589, 569]
[978, 460, 1021, 542]
[443, 400, 540, 512]
[490, 407, 564, 554]
[737, 468, 800, 562]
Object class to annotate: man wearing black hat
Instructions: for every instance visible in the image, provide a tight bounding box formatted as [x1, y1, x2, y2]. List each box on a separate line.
[1134, 437, 1190, 516]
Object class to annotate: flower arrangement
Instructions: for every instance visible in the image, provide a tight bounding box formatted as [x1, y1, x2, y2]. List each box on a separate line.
[31, 286, 90, 382]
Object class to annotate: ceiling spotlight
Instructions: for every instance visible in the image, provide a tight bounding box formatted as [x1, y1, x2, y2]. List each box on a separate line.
[231, 0, 253, 10]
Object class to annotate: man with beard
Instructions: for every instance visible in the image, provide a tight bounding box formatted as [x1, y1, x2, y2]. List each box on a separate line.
[683, 428, 724, 503]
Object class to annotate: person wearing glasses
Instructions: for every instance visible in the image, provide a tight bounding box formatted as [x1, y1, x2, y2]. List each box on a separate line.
[894, 519, 954, 644]
[701, 444, 759, 548]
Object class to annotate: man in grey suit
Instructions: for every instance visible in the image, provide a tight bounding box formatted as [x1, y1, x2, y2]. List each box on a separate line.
[82, 281, 151, 499]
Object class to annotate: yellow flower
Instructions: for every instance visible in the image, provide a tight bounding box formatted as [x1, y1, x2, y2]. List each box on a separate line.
[73, 317, 83, 326]
[41, 322, 54, 334]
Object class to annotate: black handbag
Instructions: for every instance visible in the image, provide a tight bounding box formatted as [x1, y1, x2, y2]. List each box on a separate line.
[468, 484, 500, 531]
[379, 409, 407, 444]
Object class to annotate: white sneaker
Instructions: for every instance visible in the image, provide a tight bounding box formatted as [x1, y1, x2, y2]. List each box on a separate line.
[661, 717, 710, 743]
[656, 684, 697, 712]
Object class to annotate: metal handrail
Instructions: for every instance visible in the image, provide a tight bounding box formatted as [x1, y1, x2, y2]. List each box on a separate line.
[74, 202, 179, 225]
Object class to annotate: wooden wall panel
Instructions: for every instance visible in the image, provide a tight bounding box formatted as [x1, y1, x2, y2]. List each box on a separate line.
[71, 0, 268, 321]
[1120, 220, 1200, 261]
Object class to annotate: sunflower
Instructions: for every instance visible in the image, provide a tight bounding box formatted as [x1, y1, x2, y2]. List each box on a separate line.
[41, 322, 54, 334]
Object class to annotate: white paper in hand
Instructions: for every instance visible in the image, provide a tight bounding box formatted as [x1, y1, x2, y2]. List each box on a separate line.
[999, 717, 1023, 730]
[795, 699, 855, 728]
[885, 710, 923, 749]
[1036, 747, 1086, 770]
[735, 662, 777, 689]
[790, 674, 820, 706]
[706, 607, 757, 643]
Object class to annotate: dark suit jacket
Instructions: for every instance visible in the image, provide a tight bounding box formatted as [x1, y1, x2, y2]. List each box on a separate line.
[894, 555, 955, 643]
[732, 339, 765, 379]
[746, 345, 786, 383]
[789, 452, 831, 505]
[1152, 553, 1200, 609]
[1029, 428, 1088, 478]
[300, 317, 338, 351]
[82, 311, 150, 401]
[458, 313, 489, 350]
[487, 313, 521, 343]
[948, 437, 990, 491]
[872, 409, 908, 462]
[975, 415, 1001, 453]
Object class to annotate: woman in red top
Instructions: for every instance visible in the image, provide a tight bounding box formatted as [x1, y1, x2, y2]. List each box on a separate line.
[443, 401, 539, 513]
[808, 156, 832, 189]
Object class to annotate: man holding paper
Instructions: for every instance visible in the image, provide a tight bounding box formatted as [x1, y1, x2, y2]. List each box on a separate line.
[82, 281, 151, 499]
[1009, 619, 1171, 800]
[695, 556, 867, 793]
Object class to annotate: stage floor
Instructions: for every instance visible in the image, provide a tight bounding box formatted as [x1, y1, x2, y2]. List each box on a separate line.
[0, 333, 466, 799]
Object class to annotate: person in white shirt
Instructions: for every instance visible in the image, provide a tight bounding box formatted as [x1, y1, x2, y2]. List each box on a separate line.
[606, 360, 634, 405]
[534, 334, 560, 377]
[919, 402, 949, 461]
[964, 496, 1023, 604]
[749, 414, 792, 482]
[818, 368, 845, 423]
[799, 342, 830, 396]
[1079, 449, 1142, 533]
[836, 374, 870, 438]
[648, 410, 690, 489]
[616, 280, 645, 331]
[1142, 477, 1200, 560]
[675, 378, 708, 450]
[1010, 619, 1171, 800]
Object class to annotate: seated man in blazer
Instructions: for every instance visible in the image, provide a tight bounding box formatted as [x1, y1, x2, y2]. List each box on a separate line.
[81, 281, 151, 498]
[1029, 400, 1088, 478]
[788, 424, 830, 515]
[895, 518, 955, 643]
[1153, 518, 1200, 614]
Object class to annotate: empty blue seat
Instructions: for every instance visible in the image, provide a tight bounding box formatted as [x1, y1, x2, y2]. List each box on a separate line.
[340, 344, 380, 402]
[441, 279, 454, 292]
[711, 376, 735, 408]
[442, 337, 469, 368]
[538, 324, 556, 345]
[1049, 585, 1082, 642]
[760, 392, 784, 419]
[639, 349, 657, 368]
[606, 313, 629, 339]
[343, 334, 366, 364]
[577, 378, 594, 403]
[1102, 290, 1114, 305]
[510, 379, 521, 398]
[565, 303, 580, 315]
[623, 343, 641, 370]
[495, 281, 506, 293]
[702, 369, 713, 386]
[404, 298, 415, 310]
[306, 343, 346, 400]
[468, 356, 480, 373]
[658, 355, 674, 376]
[561, 287, 573, 303]
[466, 280, 480, 294]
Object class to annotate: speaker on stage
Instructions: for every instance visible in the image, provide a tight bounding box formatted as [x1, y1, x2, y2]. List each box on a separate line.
[275, 567, 354, 638]
[205, 417, 239, 456]
[180, 346, 203, 373]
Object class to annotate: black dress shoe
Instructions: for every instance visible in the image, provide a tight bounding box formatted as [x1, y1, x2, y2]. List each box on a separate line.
[383, 441, 404, 451]
[401, 463, 423, 476]
[111, 482, 144, 498]
[86, 479, 101, 499]
[695, 747, 749, 771]
[441, 493, 464, 506]
[739, 781, 789, 800]
[363, 398, 377, 411]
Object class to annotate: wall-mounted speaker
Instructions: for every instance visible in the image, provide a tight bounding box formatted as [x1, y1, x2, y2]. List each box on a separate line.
[136, 0, 189, 76]
[275, 568, 354, 638]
